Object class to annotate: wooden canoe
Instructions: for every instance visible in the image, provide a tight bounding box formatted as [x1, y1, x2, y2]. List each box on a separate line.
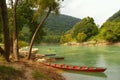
[50, 57, 64, 60]
[45, 54, 56, 56]
[42, 62, 106, 72]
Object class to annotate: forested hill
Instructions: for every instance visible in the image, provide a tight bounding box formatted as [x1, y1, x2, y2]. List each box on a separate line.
[98, 10, 120, 42]
[107, 10, 120, 22]
[45, 14, 80, 35]
[42, 14, 80, 43]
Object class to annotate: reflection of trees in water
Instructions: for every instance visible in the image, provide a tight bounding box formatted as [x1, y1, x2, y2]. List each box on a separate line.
[96, 54, 106, 67]
[64, 70, 107, 78]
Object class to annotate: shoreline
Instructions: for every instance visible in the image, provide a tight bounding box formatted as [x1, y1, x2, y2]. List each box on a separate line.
[61, 41, 120, 46]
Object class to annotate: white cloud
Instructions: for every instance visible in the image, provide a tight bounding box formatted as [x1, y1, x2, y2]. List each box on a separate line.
[60, 0, 120, 25]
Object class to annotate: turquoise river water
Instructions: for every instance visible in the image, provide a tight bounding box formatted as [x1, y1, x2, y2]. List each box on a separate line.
[36, 45, 120, 80]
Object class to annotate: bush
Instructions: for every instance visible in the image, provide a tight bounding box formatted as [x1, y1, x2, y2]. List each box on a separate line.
[18, 41, 28, 48]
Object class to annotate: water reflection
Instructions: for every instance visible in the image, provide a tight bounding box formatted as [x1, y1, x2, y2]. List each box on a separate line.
[64, 70, 107, 78]
[96, 54, 107, 67]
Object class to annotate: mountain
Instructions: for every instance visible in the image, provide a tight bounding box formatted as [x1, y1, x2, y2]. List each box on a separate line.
[45, 14, 80, 35]
[98, 10, 120, 42]
[42, 14, 81, 43]
[107, 10, 120, 22]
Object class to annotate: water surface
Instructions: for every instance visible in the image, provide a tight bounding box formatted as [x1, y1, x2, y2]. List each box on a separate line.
[36, 45, 120, 80]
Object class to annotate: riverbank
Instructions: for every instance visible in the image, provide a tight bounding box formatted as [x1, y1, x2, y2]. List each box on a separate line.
[0, 57, 65, 80]
[62, 41, 120, 46]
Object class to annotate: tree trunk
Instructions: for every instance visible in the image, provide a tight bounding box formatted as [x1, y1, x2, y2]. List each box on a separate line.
[27, 8, 51, 60]
[0, 0, 11, 62]
[12, 0, 19, 61]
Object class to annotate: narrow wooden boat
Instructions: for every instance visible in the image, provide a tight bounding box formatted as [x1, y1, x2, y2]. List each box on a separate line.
[42, 62, 106, 72]
[45, 54, 56, 56]
[50, 57, 64, 60]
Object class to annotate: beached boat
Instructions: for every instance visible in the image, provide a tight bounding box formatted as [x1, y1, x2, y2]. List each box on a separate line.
[50, 57, 64, 60]
[42, 62, 106, 72]
[45, 54, 56, 56]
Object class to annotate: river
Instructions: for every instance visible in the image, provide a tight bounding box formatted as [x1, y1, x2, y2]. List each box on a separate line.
[36, 45, 120, 80]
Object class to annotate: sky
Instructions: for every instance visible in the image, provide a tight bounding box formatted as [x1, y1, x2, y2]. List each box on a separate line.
[60, 0, 120, 25]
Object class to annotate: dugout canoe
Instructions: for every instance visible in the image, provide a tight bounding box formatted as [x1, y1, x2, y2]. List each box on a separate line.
[42, 62, 106, 72]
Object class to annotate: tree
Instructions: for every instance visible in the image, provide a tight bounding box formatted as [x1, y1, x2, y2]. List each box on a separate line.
[0, 0, 11, 62]
[0, 16, 3, 42]
[98, 21, 120, 42]
[60, 34, 73, 43]
[60, 17, 98, 44]
[27, 0, 61, 59]
[73, 17, 98, 39]
[10, 0, 19, 61]
[77, 32, 87, 43]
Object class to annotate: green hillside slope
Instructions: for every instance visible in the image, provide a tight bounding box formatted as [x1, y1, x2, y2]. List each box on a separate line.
[42, 14, 80, 43]
[97, 10, 120, 42]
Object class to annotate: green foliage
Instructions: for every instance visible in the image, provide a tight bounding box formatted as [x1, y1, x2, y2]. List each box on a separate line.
[108, 10, 120, 22]
[19, 26, 30, 42]
[98, 21, 120, 42]
[18, 41, 28, 48]
[77, 32, 87, 42]
[96, 9, 120, 42]
[29, 24, 46, 44]
[73, 17, 98, 39]
[60, 34, 73, 43]
[33, 0, 60, 21]
[7, 0, 46, 44]
[60, 16, 98, 43]
[45, 14, 80, 34]
[42, 35, 60, 43]
[97, 10, 120, 42]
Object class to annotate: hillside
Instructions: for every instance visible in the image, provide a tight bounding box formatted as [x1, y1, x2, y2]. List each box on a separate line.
[107, 10, 120, 22]
[42, 14, 80, 43]
[97, 10, 120, 42]
[45, 14, 80, 35]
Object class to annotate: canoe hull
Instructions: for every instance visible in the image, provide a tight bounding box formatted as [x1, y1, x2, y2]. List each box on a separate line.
[45, 54, 56, 56]
[42, 63, 106, 72]
[50, 57, 64, 60]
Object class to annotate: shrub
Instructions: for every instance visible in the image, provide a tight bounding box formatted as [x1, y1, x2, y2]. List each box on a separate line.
[18, 41, 28, 48]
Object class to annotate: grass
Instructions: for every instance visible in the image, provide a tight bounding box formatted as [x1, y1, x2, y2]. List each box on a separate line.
[32, 70, 50, 80]
[0, 65, 23, 80]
